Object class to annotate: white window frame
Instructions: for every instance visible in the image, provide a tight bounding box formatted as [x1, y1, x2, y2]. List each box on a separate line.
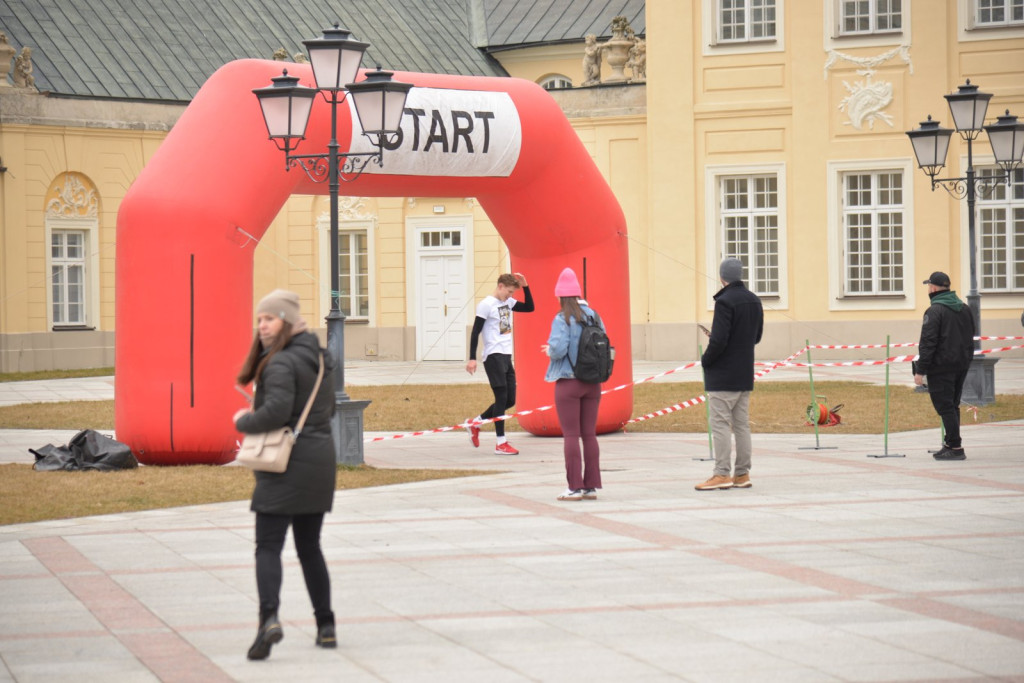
[45, 218, 100, 329]
[971, 0, 1024, 27]
[705, 163, 788, 310]
[836, 0, 903, 36]
[825, 0, 910, 48]
[961, 162, 1024, 309]
[703, 0, 785, 55]
[827, 159, 916, 311]
[317, 217, 375, 323]
[959, 0, 1024, 39]
[539, 74, 573, 90]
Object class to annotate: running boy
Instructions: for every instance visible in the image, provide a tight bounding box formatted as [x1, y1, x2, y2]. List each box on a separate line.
[466, 272, 534, 454]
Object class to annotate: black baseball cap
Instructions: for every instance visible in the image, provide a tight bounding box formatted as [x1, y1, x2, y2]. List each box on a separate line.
[923, 271, 951, 287]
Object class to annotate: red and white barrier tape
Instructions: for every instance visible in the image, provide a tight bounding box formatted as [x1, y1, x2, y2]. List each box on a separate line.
[363, 342, 1024, 443]
[625, 394, 706, 424]
[809, 342, 918, 350]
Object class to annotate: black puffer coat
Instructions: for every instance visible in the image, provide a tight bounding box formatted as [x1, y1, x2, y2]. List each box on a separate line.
[236, 331, 336, 515]
[917, 290, 975, 375]
[701, 281, 764, 392]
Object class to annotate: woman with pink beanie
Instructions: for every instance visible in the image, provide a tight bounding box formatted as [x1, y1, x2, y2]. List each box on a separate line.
[542, 267, 606, 501]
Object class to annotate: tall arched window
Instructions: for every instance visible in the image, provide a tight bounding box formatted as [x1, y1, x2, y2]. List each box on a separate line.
[45, 173, 100, 329]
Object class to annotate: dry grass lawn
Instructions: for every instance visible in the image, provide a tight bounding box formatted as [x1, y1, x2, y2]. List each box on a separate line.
[1, 381, 1022, 434]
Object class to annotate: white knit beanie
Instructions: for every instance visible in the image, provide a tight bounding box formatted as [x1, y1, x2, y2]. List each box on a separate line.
[256, 289, 301, 324]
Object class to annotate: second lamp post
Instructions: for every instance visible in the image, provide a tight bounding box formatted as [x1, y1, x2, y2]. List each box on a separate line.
[907, 80, 1024, 406]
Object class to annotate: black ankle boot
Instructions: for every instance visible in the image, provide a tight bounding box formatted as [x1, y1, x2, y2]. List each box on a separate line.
[315, 622, 337, 648]
[247, 613, 283, 660]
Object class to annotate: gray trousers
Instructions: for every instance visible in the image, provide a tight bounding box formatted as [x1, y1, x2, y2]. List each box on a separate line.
[708, 391, 752, 477]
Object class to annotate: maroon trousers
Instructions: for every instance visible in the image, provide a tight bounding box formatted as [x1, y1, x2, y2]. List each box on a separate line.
[554, 378, 602, 490]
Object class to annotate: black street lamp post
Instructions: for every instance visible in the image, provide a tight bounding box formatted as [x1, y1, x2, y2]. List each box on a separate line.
[907, 80, 1024, 406]
[253, 25, 412, 463]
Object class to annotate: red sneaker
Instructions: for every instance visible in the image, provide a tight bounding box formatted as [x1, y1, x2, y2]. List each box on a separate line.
[467, 421, 480, 448]
[494, 442, 519, 455]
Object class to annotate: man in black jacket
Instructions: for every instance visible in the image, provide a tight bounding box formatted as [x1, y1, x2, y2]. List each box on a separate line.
[696, 258, 764, 490]
[914, 271, 976, 461]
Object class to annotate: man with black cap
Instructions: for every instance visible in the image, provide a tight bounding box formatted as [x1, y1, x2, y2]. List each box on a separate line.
[915, 271, 975, 460]
[696, 257, 764, 490]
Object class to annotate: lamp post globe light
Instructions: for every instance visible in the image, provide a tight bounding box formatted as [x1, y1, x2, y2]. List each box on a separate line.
[253, 25, 413, 464]
[906, 80, 1024, 406]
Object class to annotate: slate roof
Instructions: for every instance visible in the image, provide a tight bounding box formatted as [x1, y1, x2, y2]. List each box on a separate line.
[479, 0, 645, 50]
[0, 0, 508, 102]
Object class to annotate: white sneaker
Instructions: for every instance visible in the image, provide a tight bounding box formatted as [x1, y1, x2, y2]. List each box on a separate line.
[557, 489, 583, 501]
[581, 488, 598, 500]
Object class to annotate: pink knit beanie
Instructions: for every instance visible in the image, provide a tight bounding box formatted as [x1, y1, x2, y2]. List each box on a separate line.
[554, 267, 582, 297]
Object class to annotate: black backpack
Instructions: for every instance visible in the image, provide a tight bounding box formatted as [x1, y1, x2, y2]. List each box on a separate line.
[570, 313, 614, 383]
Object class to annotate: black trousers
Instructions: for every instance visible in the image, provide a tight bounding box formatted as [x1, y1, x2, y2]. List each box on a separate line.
[254, 512, 334, 626]
[927, 368, 969, 449]
[481, 353, 516, 437]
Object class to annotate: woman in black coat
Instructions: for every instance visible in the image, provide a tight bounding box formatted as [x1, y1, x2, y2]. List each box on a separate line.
[234, 289, 337, 660]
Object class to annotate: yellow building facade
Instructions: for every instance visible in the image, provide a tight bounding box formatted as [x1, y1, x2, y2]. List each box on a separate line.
[646, 1, 1023, 361]
[1, 1, 1022, 373]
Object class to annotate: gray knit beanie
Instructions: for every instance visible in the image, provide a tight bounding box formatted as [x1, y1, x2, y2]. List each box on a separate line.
[719, 258, 744, 284]
[256, 289, 301, 324]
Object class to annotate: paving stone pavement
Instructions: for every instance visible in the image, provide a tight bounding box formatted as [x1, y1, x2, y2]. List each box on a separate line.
[0, 360, 1023, 682]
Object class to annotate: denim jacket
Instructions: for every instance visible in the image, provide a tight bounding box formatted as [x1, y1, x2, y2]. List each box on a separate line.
[544, 302, 603, 382]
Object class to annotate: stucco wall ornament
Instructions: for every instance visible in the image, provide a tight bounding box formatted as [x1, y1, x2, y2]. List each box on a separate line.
[824, 45, 913, 131]
[322, 196, 372, 222]
[46, 174, 98, 218]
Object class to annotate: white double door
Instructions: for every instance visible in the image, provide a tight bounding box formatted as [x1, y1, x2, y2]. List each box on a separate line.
[415, 222, 468, 361]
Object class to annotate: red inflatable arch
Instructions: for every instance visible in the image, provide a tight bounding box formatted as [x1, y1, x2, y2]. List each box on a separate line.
[116, 59, 632, 465]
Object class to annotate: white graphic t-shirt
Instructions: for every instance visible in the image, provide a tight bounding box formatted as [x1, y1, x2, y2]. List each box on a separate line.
[476, 295, 519, 361]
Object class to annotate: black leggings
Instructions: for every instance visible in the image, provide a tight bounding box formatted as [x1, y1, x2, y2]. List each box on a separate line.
[254, 512, 334, 626]
[481, 354, 516, 437]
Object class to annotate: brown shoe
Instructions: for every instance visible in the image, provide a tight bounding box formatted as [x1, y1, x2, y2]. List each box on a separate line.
[695, 474, 733, 491]
[732, 474, 752, 488]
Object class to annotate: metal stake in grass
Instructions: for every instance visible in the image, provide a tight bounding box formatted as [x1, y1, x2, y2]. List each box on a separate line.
[868, 335, 905, 458]
[800, 339, 836, 451]
[694, 343, 713, 461]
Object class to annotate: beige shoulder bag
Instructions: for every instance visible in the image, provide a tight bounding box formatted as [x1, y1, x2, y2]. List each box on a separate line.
[235, 353, 324, 473]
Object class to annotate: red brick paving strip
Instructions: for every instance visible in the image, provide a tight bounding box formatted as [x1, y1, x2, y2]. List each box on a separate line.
[23, 536, 233, 683]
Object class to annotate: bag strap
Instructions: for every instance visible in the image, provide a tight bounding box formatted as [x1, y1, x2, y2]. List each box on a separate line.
[294, 351, 324, 437]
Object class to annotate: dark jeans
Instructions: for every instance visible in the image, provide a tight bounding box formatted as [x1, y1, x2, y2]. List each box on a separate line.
[481, 353, 516, 438]
[927, 368, 969, 448]
[254, 512, 334, 626]
[554, 378, 602, 490]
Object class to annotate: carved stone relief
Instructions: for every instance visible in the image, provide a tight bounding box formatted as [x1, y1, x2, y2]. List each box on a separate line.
[46, 173, 99, 219]
[320, 196, 373, 223]
[824, 45, 913, 131]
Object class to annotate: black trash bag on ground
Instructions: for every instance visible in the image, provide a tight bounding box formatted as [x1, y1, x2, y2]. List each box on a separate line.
[31, 430, 139, 471]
